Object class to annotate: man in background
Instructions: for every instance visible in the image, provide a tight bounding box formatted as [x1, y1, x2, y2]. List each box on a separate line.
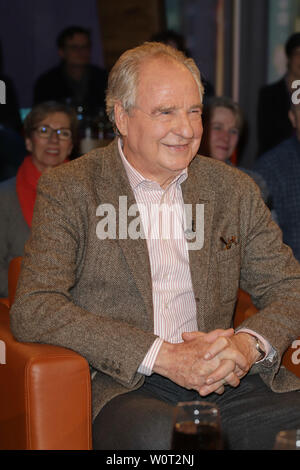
[257, 32, 300, 155]
[33, 26, 107, 115]
[255, 102, 300, 262]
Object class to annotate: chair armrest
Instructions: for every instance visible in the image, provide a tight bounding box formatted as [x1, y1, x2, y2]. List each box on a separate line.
[0, 303, 92, 449]
[233, 289, 258, 328]
[234, 290, 300, 379]
[0, 298, 9, 307]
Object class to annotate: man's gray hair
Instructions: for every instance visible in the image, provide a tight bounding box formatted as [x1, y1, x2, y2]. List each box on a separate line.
[106, 41, 204, 133]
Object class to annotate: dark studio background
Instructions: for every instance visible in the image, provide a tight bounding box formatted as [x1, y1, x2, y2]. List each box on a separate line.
[0, 0, 299, 167]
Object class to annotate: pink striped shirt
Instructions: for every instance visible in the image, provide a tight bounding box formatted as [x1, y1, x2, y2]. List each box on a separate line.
[118, 139, 273, 375]
[118, 139, 198, 375]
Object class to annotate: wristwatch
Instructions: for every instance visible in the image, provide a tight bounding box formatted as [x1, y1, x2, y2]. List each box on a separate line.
[251, 335, 266, 363]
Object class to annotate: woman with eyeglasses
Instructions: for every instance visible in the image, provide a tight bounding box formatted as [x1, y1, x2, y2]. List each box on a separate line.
[0, 101, 77, 298]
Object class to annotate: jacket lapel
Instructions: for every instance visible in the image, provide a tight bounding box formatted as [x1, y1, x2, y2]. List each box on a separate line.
[181, 158, 216, 330]
[95, 141, 154, 327]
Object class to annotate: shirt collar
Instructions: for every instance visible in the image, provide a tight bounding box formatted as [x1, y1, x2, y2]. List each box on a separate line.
[118, 137, 188, 191]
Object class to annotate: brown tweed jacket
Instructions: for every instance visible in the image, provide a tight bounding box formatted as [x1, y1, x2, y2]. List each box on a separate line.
[10, 139, 300, 420]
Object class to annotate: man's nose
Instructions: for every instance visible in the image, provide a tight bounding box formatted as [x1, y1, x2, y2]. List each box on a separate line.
[172, 111, 195, 138]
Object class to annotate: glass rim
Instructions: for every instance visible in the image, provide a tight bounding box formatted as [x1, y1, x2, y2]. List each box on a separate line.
[176, 401, 219, 408]
[276, 429, 300, 439]
[277, 429, 300, 435]
[276, 430, 300, 448]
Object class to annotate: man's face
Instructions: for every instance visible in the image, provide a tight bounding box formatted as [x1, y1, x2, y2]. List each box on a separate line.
[288, 47, 300, 79]
[115, 57, 203, 188]
[59, 33, 91, 67]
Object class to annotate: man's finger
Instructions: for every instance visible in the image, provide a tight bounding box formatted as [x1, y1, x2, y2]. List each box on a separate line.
[199, 379, 227, 396]
[182, 328, 234, 343]
[206, 361, 240, 387]
[203, 337, 249, 372]
[205, 360, 239, 387]
[181, 331, 205, 341]
[214, 384, 225, 395]
[203, 336, 232, 360]
[204, 328, 235, 343]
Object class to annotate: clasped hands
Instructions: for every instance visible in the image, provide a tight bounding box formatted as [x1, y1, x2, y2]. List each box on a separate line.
[154, 328, 261, 396]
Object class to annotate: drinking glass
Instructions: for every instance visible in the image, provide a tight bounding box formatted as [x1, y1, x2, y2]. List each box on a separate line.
[171, 401, 223, 450]
[273, 430, 300, 450]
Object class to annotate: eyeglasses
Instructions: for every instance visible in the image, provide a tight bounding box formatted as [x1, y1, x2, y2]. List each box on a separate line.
[34, 125, 72, 141]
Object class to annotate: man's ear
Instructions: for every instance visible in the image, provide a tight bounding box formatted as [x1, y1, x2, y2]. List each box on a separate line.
[114, 102, 129, 136]
[289, 109, 296, 128]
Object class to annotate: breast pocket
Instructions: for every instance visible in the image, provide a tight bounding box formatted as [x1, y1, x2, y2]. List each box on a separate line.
[216, 244, 241, 304]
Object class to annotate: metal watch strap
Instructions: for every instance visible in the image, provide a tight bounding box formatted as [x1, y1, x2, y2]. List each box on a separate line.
[252, 335, 266, 363]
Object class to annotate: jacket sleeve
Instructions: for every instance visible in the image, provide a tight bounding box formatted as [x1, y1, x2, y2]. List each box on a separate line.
[237, 177, 300, 390]
[10, 170, 157, 388]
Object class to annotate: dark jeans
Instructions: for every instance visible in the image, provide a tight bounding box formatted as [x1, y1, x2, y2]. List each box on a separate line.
[92, 373, 300, 450]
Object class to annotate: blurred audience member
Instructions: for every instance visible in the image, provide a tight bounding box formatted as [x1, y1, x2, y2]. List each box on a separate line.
[0, 125, 26, 182]
[0, 40, 25, 181]
[150, 29, 189, 55]
[255, 103, 300, 262]
[257, 32, 300, 155]
[150, 29, 214, 101]
[33, 26, 108, 115]
[0, 102, 77, 297]
[200, 96, 271, 206]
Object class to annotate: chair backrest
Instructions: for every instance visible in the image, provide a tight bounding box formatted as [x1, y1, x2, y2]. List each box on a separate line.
[233, 289, 258, 328]
[8, 256, 22, 307]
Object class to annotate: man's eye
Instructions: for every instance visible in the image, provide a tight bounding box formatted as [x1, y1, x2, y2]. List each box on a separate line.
[189, 109, 202, 118]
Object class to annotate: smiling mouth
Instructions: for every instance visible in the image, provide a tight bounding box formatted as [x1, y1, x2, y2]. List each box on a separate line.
[164, 143, 190, 150]
[46, 149, 59, 155]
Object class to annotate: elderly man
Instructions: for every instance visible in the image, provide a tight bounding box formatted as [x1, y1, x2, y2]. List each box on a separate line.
[11, 42, 300, 450]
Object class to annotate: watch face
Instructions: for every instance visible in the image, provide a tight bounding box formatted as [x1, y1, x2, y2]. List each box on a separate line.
[254, 337, 265, 362]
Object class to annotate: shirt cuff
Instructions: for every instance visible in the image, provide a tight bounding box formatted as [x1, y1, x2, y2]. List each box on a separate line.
[235, 327, 276, 363]
[137, 338, 164, 376]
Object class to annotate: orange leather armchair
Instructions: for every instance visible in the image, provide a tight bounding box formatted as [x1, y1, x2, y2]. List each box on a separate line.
[0, 257, 92, 450]
[1, 258, 300, 449]
[234, 289, 300, 378]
